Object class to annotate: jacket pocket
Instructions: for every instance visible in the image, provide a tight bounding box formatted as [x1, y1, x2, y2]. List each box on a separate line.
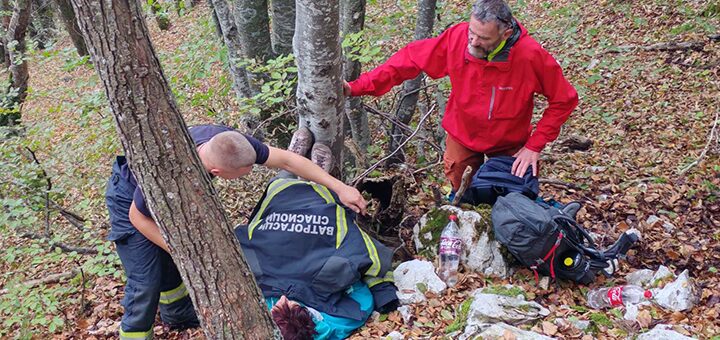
[311, 256, 359, 297]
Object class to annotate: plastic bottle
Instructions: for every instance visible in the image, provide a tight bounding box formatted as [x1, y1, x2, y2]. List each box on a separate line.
[439, 215, 462, 287]
[586, 285, 653, 309]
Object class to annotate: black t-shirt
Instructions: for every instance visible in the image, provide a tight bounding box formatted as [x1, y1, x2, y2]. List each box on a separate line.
[121, 124, 270, 218]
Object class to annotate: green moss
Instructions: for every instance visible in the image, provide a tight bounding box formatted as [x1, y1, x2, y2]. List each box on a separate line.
[589, 312, 612, 328]
[418, 208, 452, 260]
[482, 285, 527, 299]
[445, 297, 474, 333]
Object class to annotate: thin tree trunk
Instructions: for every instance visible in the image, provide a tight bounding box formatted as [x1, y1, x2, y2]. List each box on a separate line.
[210, 0, 254, 98]
[55, 0, 87, 56]
[295, 0, 344, 177]
[1, 0, 31, 126]
[1, 0, 12, 68]
[341, 0, 369, 152]
[269, 0, 294, 56]
[207, 0, 223, 38]
[386, 0, 436, 165]
[69, 0, 279, 337]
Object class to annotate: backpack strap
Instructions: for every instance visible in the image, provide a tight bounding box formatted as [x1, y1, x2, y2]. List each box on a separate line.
[530, 231, 565, 284]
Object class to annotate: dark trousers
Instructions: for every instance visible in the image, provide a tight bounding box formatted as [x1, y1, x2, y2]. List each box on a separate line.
[106, 157, 199, 339]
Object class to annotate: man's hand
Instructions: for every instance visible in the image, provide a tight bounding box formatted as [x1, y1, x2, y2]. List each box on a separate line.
[335, 184, 367, 215]
[512, 147, 540, 177]
[342, 80, 352, 96]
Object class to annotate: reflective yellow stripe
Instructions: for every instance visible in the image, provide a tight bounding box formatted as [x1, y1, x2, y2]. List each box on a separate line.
[311, 183, 334, 204]
[359, 229, 381, 276]
[335, 205, 348, 248]
[120, 329, 152, 340]
[159, 282, 189, 305]
[249, 179, 304, 239]
[364, 271, 394, 288]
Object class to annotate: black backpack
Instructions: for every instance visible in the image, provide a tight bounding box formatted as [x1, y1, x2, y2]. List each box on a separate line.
[491, 192, 639, 284]
[460, 156, 539, 206]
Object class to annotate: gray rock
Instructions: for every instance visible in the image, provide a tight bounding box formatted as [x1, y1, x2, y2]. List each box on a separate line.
[413, 205, 511, 278]
[555, 317, 590, 332]
[626, 269, 655, 287]
[654, 270, 699, 312]
[624, 303, 639, 321]
[645, 215, 676, 233]
[397, 305, 413, 325]
[463, 289, 550, 331]
[538, 276, 550, 290]
[385, 331, 404, 340]
[393, 260, 446, 305]
[461, 322, 555, 340]
[652, 265, 676, 284]
[636, 324, 695, 340]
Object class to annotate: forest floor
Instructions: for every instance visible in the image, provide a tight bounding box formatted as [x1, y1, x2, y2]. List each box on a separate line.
[1, 0, 719, 339]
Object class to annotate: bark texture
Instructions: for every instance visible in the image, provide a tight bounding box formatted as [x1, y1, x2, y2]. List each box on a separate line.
[341, 0, 369, 151]
[69, 0, 278, 338]
[210, 0, 254, 98]
[295, 0, 344, 176]
[233, 0, 273, 62]
[269, 0, 294, 56]
[387, 0, 437, 165]
[55, 0, 87, 56]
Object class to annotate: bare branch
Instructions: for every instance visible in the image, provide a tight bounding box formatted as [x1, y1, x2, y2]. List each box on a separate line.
[451, 165, 473, 206]
[679, 108, 719, 175]
[20, 232, 98, 254]
[0, 269, 79, 295]
[352, 104, 436, 186]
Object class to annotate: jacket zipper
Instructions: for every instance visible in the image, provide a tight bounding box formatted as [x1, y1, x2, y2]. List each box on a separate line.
[488, 86, 496, 120]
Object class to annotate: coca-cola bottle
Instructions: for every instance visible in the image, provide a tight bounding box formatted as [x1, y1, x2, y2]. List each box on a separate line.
[586, 285, 652, 309]
[439, 215, 462, 287]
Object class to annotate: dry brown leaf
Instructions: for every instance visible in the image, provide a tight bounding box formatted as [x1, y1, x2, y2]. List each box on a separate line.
[542, 321, 558, 335]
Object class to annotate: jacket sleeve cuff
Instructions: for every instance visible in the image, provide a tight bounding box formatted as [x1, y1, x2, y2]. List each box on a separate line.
[524, 138, 545, 153]
[369, 282, 399, 313]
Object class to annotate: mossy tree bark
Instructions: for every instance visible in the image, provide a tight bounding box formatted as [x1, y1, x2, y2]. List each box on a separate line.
[210, 0, 255, 98]
[69, 0, 279, 337]
[294, 0, 345, 177]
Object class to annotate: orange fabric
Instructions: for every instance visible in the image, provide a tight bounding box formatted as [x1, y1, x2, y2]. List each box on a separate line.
[443, 135, 485, 191]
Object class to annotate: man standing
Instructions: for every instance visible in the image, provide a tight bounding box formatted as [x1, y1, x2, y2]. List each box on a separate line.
[344, 0, 578, 193]
[105, 125, 366, 339]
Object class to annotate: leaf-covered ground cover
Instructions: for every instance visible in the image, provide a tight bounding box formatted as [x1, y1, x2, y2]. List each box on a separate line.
[0, 0, 718, 338]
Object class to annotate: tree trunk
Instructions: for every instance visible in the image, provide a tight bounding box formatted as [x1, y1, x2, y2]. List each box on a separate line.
[29, 0, 55, 50]
[386, 0, 436, 165]
[207, 0, 223, 38]
[269, 0, 294, 56]
[341, 0, 369, 152]
[210, 0, 254, 98]
[1, 0, 31, 127]
[233, 0, 273, 63]
[1, 0, 12, 68]
[69, 0, 279, 338]
[295, 0, 344, 177]
[55, 0, 87, 56]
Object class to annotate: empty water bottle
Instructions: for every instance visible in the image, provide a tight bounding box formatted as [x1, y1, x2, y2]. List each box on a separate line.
[439, 215, 462, 287]
[586, 285, 652, 309]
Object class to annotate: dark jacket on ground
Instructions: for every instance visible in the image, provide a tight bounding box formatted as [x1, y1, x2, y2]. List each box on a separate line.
[235, 178, 398, 321]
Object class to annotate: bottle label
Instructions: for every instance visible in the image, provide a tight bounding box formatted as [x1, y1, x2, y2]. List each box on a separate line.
[439, 236, 462, 255]
[607, 286, 624, 306]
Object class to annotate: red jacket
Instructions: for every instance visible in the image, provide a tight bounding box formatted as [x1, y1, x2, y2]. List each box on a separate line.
[348, 21, 578, 154]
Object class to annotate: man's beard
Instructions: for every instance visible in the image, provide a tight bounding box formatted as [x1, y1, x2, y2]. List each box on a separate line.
[467, 43, 490, 59]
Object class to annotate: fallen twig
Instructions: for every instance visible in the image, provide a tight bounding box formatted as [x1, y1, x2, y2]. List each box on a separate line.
[0, 269, 80, 295]
[352, 105, 436, 186]
[539, 178, 581, 190]
[363, 104, 443, 153]
[451, 166, 474, 206]
[20, 232, 98, 255]
[679, 108, 719, 175]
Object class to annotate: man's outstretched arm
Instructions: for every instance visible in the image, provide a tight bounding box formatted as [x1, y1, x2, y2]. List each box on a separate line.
[129, 202, 170, 253]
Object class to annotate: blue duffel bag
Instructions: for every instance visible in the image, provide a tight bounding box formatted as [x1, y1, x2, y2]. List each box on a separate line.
[459, 155, 539, 205]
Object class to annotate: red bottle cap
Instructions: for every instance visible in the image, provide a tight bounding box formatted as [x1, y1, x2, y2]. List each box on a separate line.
[644, 290, 652, 299]
[449, 215, 457, 221]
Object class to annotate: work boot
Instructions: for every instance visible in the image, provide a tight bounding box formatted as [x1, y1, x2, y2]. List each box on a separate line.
[288, 127, 313, 157]
[311, 142, 333, 173]
[562, 202, 581, 219]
